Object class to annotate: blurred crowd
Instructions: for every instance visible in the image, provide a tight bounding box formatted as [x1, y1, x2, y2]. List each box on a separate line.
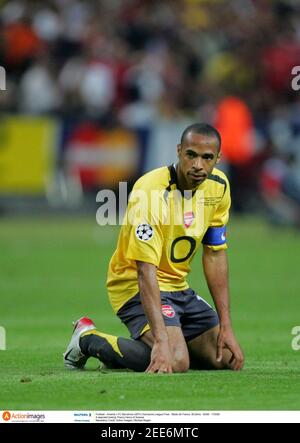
[0, 0, 300, 225]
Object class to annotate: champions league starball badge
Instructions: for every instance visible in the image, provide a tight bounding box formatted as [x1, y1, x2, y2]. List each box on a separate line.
[136, 224, 154, 242]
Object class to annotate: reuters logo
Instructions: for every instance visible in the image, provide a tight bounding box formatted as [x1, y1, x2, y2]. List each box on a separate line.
[2, 411, 11, 421]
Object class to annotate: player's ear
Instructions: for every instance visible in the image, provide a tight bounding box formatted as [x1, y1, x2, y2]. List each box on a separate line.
[216, 151, 222, 164]
[177, 144, 182, 157]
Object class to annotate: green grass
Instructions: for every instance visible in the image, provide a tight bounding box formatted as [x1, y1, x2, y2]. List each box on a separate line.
[0, 215, 300, 410]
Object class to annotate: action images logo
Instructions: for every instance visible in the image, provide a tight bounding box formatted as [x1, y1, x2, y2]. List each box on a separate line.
[1, 412, 45, 422]
[2, 411, 11, 421]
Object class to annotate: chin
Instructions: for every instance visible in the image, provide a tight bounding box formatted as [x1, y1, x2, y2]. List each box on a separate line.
[191, 178, 205, 187]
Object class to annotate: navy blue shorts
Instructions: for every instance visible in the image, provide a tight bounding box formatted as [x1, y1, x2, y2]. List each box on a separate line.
[117, 288, 219, 342]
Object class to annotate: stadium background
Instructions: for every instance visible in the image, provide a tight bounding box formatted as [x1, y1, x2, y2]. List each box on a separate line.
[0, 0, 300, 411]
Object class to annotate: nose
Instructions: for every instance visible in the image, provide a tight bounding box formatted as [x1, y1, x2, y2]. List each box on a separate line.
[193, 157, 204, 171]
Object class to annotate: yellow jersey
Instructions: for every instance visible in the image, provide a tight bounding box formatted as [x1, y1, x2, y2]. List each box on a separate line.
[107, 164, 231, 313]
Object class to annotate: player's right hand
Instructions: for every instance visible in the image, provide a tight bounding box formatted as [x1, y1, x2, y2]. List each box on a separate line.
[146, 341, 173, 374]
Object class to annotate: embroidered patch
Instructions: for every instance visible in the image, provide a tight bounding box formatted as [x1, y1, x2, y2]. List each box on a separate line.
[136, 224, 154, 242]
[162, 305, 176, 319]
[184, 211, 195, 228]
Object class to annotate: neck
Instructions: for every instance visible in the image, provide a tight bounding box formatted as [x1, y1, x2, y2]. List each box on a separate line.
[175, 164, 199, 192]
[175, 164, 187, 192]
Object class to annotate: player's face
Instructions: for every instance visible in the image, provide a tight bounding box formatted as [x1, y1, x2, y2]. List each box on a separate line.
[177, 133, 221, 190]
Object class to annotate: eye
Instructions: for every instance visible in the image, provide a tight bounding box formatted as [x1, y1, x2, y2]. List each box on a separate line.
[203, 154, 214, 161]
[186, 152, 195, 159]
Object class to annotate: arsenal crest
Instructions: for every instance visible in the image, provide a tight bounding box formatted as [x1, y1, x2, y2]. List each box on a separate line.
[162, 305, 176, 318]
[184, 211, 195, 228]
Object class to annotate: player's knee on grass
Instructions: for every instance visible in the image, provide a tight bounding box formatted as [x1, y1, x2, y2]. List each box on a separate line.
[171, 344, 190, 373]
[188, 326, 234, 371]
[141, 329, 190, 373]
[172, 355, 190, 373]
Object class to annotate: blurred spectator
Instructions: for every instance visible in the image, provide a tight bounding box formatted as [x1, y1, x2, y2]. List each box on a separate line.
[3, 9, 43, 76]
[261, 153, 300, 227]
[215, 97, 256, 212]
[0, 0, 300, 221]
[19, 56, 61, 113]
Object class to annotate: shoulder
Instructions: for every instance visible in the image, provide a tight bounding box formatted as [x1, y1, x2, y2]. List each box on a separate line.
[133, 167, 170, 192]
[207, 168, 230, 190]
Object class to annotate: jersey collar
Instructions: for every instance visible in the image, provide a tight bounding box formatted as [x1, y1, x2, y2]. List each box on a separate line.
[167, 164, 206, 197]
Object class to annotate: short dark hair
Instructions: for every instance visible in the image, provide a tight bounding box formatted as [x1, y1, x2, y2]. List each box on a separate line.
[180, 123, 221, 151]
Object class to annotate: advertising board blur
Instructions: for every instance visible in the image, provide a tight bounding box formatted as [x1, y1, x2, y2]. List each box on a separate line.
[0, 116, 56, 195]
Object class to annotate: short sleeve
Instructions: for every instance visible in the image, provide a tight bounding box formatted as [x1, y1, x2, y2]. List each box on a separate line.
[202, 180, 231, 251]
[124, 188, 164, 266]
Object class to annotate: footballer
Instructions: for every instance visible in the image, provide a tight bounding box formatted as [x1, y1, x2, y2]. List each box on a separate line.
[64, 123, 244, 374]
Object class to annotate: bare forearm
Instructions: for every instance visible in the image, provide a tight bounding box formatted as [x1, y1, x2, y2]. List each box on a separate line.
[202, 247, 231, 327]
[137, 261, 168, 343]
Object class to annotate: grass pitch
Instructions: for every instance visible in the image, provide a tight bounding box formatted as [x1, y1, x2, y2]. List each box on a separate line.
[0, 215, 299, 411]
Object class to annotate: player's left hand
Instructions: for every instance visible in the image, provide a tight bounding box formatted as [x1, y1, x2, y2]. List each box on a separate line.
[216, 325, 244, 371]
